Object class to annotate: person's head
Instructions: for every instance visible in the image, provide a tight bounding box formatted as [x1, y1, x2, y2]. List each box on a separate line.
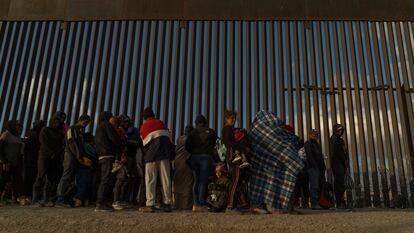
[33, 120, 46, 132]
[5, 120, 19, 136]
[195, 115, 208, 127]
[49, 116, 62, 129]
[333, 124, 345, 137]
[99, 111, 113, 123]
[224, 110, 236, 127]
[309, 129, 320, 141]
[215, 163, 227, 178]
[184, 125, 194, 136]
[52, 111, 66, 125]
[143, 107, 155, 120]
[77, 115, 91, 128]
[109, 116, 120, 128]
[118, 114, 131, 129]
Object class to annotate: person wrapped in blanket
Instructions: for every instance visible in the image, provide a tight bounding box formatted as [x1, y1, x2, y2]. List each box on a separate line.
[206, 163, 231, 212]
[73, 132, 97, 207]
[221, 110, 250, 213]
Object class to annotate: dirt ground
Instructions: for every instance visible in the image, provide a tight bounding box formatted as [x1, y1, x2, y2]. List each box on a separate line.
[0, 206, 413, 233]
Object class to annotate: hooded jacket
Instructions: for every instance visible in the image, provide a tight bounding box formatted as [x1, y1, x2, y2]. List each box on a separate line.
[23, 120, 45, 167]
[140, 118, 174, 163]
[329, 124, 349, 174]
[38, 117, 65, 159]
[304, 138, 325, 170]
[185, 116, 218, 156]
[95, 112, 122, 159]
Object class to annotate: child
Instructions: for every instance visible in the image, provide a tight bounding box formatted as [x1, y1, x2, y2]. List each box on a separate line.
[73, 133, 96, 207]
[206, 164, 231, 212]
[222, 110, 250, 212]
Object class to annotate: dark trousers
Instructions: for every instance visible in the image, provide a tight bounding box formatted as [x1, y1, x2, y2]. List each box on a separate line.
[332, 162, 346, 206]
[75, 167, 93, 201]
[23, 166, 37, 197]
[227, 165, 249, 209]
[190, 154, 212, 205]
[308, 167, 320, 206]
[57, 151, 77, 201]
[334, 173, 346, 206]
[32, 156, 61, 202]
[96, 158, 115, 205]
[1, 162, 23, 198]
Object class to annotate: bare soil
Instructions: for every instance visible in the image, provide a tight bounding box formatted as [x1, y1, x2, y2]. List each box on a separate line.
[0, 206, 413, 233]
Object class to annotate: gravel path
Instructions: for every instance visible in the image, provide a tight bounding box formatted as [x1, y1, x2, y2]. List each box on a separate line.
[0, 207, 413, 233]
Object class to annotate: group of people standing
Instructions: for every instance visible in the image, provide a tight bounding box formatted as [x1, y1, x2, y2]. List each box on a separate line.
[0, 107, 350, 213]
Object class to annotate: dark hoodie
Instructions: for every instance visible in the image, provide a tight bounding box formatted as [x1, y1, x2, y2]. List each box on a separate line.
[0, 121, 24, 166]
[329, 124, 349, 174]
[38, 117, 65, 159]
[24, 120, 46, 167]
[186, 115, 218, 156]
[95, 111, 121, 159]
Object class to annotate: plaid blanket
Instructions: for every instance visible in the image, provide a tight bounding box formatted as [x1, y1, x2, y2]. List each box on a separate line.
[248, 111, 304, 209]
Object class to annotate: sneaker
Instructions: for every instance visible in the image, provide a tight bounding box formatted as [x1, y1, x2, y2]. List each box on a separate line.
[163, 204, 172, 213]
[225, 208, 241, 214]
[239, 161, 250, 169]
[120, 202, 133, 209]
[192, 205, 208, 213]
[55, 201, 72, 208]
[31, 202, 45, 208]
[112, 201, 125, 211]
[95, 204, 114, 212]
[140, 206, 155, 213]
[73, 199, 83, 208]
[45, 201, 55, 207]
[232, 155, 242, 164]
[251, 207, 268, 215]
[311, 204, 323, 210]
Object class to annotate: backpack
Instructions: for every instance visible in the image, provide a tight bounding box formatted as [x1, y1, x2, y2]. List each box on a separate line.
[319, 181, 334, 209]
[344, 172, 354, 191]
[215, 138, 227, 162]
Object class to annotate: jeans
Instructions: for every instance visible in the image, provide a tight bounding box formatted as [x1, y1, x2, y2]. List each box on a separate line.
[145, 159, 172, 207]
[96, 158, 115, 205]
[190, 154, 212, 206]
[308, 167, 320, 206]
[75, 167, 93, 201]
[57, 151, 77, 202]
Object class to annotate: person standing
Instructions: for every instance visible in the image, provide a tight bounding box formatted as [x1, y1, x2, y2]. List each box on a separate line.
[185, 116, 218, 212]
[117, 115, 140, 208]
[55, 115, 91, 207]
[304, 129, 326, 209]
[0, 121, 25, 204]
[329, 124, 349, 209]
[173, 126, 194, 210]
[94, 112, 122, 212]
[222, 110, 250, 213]
[32, 115, 65, 207]
[139, 107, 174, 213]
[22, 120, 46, 205]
